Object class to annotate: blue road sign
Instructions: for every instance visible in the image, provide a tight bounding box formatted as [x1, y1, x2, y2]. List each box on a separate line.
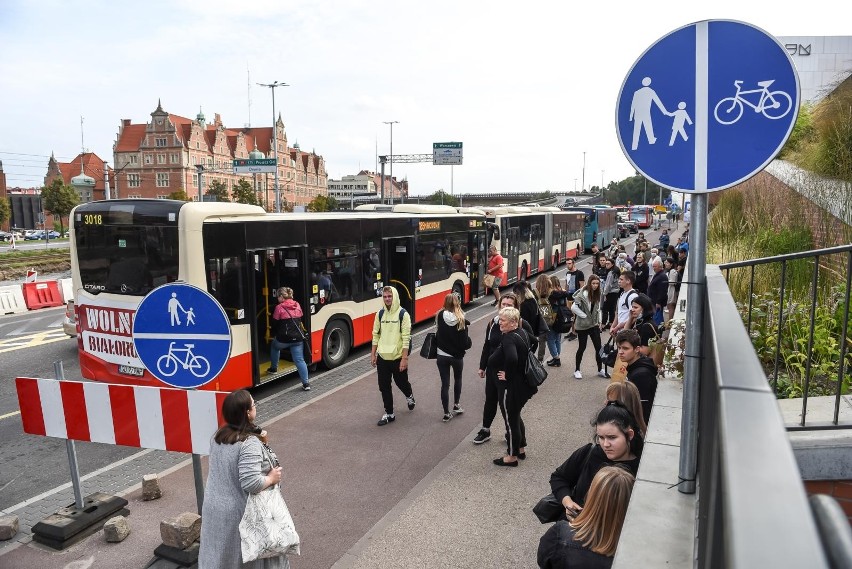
[616, 20, 799, 193]
[132, 283, 231, 389]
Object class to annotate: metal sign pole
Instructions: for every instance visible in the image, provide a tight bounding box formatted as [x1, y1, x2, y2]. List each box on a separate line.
[54, 361, 84, 509]
[192, 453, 205, 514]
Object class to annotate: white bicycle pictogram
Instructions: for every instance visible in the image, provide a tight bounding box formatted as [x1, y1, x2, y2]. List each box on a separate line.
[714, 79, 793, 125]
[157, 341, 211, 378]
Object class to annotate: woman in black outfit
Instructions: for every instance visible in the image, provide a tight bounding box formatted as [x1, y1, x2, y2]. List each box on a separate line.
[434, 293, 471, 422]
[632, 252, 650, 295]
[548, 403, 643, 518]
[513, 281, 542, 334]
[489, 306, 537, 467]
[628, 293, 658, 356]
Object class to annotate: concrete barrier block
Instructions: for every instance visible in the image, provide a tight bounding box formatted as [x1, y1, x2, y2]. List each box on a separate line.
[103, 515, 130, 542]
[0, 514, 19, 540]
[160, 512, 201, 549]
[59, 278, 73, 303]
[0, 285, 28, 315]
[142, 474, 162, 501]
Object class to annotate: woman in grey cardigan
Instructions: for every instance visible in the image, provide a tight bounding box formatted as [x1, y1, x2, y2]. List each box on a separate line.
[199, 390, 290, 568]
[571, 274, 606, 380]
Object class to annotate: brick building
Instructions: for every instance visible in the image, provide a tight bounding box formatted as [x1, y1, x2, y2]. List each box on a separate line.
[45, 152, 114, 203]
[112, 101, 328, 209]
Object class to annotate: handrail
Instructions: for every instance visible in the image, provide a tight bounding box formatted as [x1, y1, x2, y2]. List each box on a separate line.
[696, 266, 829, 568]
[719, 243, 852, 269]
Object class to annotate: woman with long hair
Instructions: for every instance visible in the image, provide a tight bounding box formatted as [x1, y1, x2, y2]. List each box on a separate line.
[664, 257, 679, 323]
[632, 251, 649, 295]
[546, 275, 571, 367]
[199, 390, 290, 568]
[548, 402, 643, 519]
[538, 466, 635, 568]
[571, 274, 605, 379]
[270, 287, 311, 391]
[628, 293, 658, 356]
[435, 293, 471, 422]
[605, 381, 647, 437]
[534, 276, 554, 363]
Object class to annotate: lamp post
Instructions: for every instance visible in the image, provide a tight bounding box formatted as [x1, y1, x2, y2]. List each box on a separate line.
[581, 151, 586, 192]
[383, 120, 398, 203]
[258, 80, 289, 212]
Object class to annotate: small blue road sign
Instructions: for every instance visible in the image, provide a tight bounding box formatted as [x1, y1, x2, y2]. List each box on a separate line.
[616, 20, 799, 193]
[132, 283, 231, 389]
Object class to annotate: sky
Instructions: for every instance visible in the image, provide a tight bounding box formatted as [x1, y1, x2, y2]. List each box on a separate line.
[0, 0, 847, 197]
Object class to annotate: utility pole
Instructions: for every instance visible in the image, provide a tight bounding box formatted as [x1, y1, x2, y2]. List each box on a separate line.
[383, 120, 398, 204]
[196, 165, 204, 202]
[582, 151, 586, 192]
[258, 81, 289, 212]
[643, 178, 647, 205]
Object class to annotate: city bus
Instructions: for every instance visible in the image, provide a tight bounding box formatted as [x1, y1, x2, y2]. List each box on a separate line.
[563, 206, 618, 252]
[629, 205, 655, 229]
[69, 200, 487, 391]
[480, 206, 584, 284]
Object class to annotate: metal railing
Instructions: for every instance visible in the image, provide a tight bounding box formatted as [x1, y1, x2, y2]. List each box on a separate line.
[720, 244, 852, 430]
[696, 266, 830, 568]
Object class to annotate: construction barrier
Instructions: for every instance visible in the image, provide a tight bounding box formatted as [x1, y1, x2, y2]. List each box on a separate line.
[16, 377, 228, 455]
[0, 284, 29, 315]
[59, 278, 74, 303]
[22, 281, 63, 310]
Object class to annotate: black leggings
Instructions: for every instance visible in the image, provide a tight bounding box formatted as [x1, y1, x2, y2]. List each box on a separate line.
[482, 373, 498, 429]
[602, 293, 619, 327]
[437, 355, 463, 413]
[575, 327, 603, 371]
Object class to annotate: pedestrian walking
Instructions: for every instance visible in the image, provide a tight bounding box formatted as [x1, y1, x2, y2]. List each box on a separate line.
[571, 274, 606, 379]
[486, 244, 505, 306]
[269, 287, 311, 391]
[371, 286, 415, 426]
[546, 275, 570, 366]
[435, 293, 471, 422]
[534, 276, 554, 362]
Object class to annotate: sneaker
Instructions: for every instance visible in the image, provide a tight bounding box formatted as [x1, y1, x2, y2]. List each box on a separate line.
[303, 384, 312, 391]
[406, 395, 416, 410]
[452, 404, 464, 415]
[598, 369, 611, 378]
[267, 368, 278, 374]
[573, 370, 583, 379]
[567, 333, 577, 341]
[547, 358, 561, 367]
[472, 428, 491, 444]
[377, 413, 395, 426]
[442, 412, 453, 422]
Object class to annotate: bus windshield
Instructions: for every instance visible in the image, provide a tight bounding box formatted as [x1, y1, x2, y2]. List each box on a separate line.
[73, 202, 180, 295]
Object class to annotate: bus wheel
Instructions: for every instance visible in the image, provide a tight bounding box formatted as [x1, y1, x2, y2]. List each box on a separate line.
[452, 281, 465, 303]
[322, 320, 351, 369]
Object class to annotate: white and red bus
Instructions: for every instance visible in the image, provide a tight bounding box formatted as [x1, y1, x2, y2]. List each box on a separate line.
[480, 206, 584, 285]
[69, 200, 486, 391]
[629, 205, 655, 229]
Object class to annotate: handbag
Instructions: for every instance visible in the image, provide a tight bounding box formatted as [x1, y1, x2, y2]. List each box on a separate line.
[420, 331, 438, 359]
[533, 493, 563, 524]
[239, 446, 300, 562]
[513, 331, 548, 388]
[599, 336, 617, 368]
[483, 273, 496, 288]
[277, 306, 308, 343]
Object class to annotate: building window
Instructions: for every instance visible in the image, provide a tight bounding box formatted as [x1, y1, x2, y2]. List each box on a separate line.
[156, 173, 169, 187]
[191, 156, 196, 165]
[157, 194, 169, 199]
[128, 194, 142, 199]
[129, 155, 138, 164]
[157, 154, 166, 164]
[171, 153, 179, 164]
[128, 174, 141, 187]
[207, 157, 213, 167]
[144, 154, 152, 164]
[156, 138, 167, 147]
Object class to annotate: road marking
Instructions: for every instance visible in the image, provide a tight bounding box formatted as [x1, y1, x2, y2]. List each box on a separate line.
[0, 410, 21, 421]
[0, 330, 69, 353]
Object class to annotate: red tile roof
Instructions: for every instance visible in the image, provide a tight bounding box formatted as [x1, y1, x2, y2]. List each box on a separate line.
[114, 124, 147, 152]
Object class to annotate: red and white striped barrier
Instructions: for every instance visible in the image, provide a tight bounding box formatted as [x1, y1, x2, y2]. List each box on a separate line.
[15, 378, 228, 455]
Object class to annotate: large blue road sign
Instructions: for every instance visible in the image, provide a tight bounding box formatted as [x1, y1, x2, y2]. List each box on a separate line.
[616, 20, 799, 193]
[132, 283, 231, 389]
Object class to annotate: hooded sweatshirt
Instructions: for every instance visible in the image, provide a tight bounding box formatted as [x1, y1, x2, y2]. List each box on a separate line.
[626, 355, 658, 423]
[273, 298, 304, 320]
[436, 310, 471, 358]
[372, 287, 411, 361]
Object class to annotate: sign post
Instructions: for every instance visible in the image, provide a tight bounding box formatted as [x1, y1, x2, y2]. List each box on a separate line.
[232, 158, 277, 174]
[616, 20, 799, 494]
[133, 282, 232, 512]
[433, 142, 463, 165]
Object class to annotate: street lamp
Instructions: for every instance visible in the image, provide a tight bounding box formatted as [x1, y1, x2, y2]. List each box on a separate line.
[258, 80, 289, 212]
[581, 151, 586, 192]
[383, 120, 398, 203]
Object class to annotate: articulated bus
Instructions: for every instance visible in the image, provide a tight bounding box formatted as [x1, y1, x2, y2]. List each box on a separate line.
[564, 206, 618, 252]
[481, 206, 584, 285]
[629, 205, 655, 229]
[69, 200, 487, 391]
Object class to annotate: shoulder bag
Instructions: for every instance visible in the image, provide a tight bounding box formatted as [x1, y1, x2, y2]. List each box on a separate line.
[512, 331, 548, 388]
[420, 331, 438, 359]
[532, 443, 594, 523]
[239, 444, 300, 562]
[599, 336, 617, 368]
[277, 306, 308, 343]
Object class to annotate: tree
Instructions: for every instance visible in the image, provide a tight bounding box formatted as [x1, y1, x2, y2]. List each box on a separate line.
[205, 180, 230, 202]
[232, 179, 259, 205]
[168, 190, 191, 201]
[0, 197, 10, 228]
[427, 190, 459, 207]
[41, 178, 79, 235]
[307, 195, 338, 212]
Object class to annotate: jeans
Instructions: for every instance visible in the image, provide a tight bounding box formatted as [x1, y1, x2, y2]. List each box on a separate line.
[546, 330, 562, 358]
[270, 338, 309, 385]
[653, 307, 664, 326]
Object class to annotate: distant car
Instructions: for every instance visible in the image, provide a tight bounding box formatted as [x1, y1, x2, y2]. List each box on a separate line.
[0, 231, 11, 241]
[623, 220, 639, 234]
[63, 300, 78, 337]
[47, 230, 61, 239]
[24, 230, 44, 240]
[617, 222, 630, 238]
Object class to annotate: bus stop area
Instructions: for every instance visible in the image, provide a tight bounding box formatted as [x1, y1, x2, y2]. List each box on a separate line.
[0, 298, 651, 568]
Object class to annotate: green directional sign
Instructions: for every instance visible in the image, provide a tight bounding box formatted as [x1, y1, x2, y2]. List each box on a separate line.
[433, 142, 463, 165]
[233, 158, 277, 173]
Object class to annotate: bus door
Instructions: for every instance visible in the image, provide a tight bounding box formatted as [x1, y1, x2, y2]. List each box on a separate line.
[468, 230, 482, 301]
[250, 246, 310, 383]
[382, 236, 415, 319]
[530, 224, 542, 275]
[506, 226, 520, 283]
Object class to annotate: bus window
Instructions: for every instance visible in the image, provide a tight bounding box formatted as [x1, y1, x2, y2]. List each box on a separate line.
[207, 255, 248, 322]
[309, 244, 361, 304]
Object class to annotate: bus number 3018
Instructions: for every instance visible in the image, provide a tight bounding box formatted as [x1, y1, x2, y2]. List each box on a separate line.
[83, 214, 103, 225]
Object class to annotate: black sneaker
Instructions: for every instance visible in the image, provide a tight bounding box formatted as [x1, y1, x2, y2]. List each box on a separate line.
[472, 428, 491, 444]
[303, 384, 312, 391]
[442, 412, 453, 422]
[452, 404, 464, 415]
[377, 413, 395, 426]
[567, 333, 578, 341]
[406, 395, 416, 410]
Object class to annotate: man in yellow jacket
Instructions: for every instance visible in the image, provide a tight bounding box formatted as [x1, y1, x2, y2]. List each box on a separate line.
[371, 286, 416, 426]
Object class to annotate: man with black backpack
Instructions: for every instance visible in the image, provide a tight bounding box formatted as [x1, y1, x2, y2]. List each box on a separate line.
[610, 271, 638, 336]
[371, 286, 416, 426]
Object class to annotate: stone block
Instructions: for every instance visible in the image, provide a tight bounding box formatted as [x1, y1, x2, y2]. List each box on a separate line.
[142, 474, 162, 501]
[103, 516, 130, 542]
[0, 514, 19, 540]
[160, 512, 201, 549]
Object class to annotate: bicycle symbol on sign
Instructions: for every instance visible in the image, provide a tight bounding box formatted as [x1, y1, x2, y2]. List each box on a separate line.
[156, 341, 211, 378]
[714, 79, 793, 125]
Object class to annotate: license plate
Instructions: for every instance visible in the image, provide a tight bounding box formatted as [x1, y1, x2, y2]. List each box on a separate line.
[118, 365, 145, 377]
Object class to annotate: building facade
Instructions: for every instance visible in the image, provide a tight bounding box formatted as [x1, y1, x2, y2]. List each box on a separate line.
[327, 170, 408, 207]
[778, 36, 852, 103]
[45, 152, 114, 203]
[112, 101, 328, 209]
